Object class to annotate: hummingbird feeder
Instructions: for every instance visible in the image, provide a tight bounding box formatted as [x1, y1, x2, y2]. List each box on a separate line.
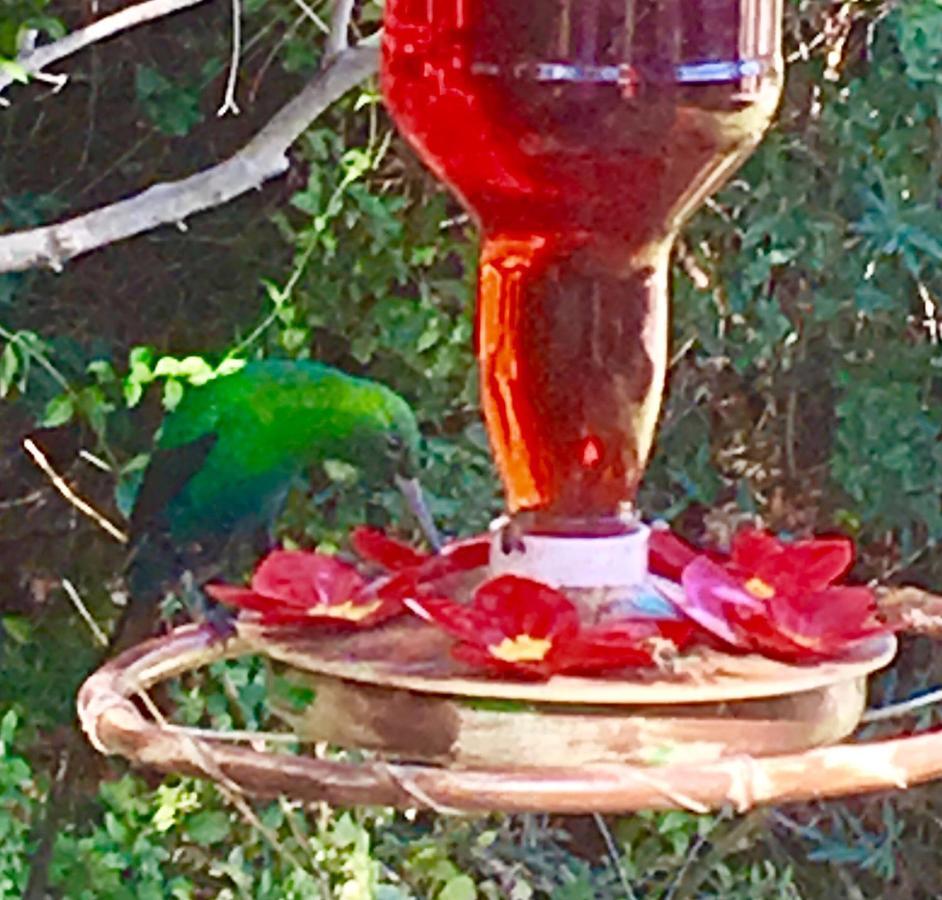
[79, 0, 942, 813]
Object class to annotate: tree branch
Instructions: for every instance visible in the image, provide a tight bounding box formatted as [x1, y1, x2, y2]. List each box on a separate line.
[0, 37, 380, 273]
[326, 0, 356, 59]
[0, 0, 213, 98]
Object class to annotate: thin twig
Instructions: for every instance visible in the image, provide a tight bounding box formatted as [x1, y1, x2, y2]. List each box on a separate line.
[0, 0, 211, 98]
[22, 438, 129, 543]
[290, 0, 330, 33]
[0, 489, 44, 510]
[664, 812, 725, 900]
[0, 35, 380, 273]
[0, 324, 73, 393]
[61, 578, 110, 647]
[861, 687, 942, 724]
[248, 13, 306, 102]
[163, 724, 300, 744]
[667, 811, 766, 900]
[79, 449, 112, 472]
[326, 0, 356, 59]
[593, 813, 638, 900]
[218, 0, 242, 116]
[134, 687, 310, 870]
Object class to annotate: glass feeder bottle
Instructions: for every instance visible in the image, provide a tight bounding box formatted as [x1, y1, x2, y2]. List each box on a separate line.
[382, 0, 782, 567]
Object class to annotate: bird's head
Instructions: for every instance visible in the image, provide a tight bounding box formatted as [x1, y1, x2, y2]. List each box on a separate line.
[347, 392, 421, 481]
[346, 389, 442, 550]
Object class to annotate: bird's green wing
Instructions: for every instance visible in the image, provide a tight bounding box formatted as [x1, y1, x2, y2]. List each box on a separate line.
[129, 433, 218, 536]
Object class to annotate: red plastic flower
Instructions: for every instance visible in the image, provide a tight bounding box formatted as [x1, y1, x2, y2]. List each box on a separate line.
[206, 550, 402, 627]
[406, 575, 686, 679]
[350, 526, 490, 597]
[677, 528, 885, 661]
[350, 526, 429, 571]
[648, 527, 701, 582]
[648, 526, 727, 582]
[554, 618, 697, 675]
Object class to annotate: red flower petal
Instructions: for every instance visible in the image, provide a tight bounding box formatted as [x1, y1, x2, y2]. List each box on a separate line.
[553, 623, 657, 674]
[418, 536, 491, 581]
[767, 585, 882, 647]
[450, 640, 553, 679]
[731, 528, 853, 593]
[251, 550, 367, 610]
[648, 528, 702, 581]
[406, 577, 581, 678]
[207, 581, 402, 628]
[350, 526, 430, 571]
[724, 604, 817, 661]
[404, 595, 499, 645]
[472, 576, 581, 643]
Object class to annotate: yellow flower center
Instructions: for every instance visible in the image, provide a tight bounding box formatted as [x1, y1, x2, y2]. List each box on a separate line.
[488, 634, 553, 663]
[744, 577, 775, 600]
[307, 599, 382, 621]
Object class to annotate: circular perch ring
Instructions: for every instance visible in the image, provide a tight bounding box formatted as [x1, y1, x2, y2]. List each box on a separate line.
[77, 587, 942, 814]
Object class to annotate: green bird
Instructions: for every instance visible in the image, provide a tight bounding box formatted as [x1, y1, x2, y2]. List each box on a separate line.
[28, 359, 442, 900]
[116, 358, 440, 648]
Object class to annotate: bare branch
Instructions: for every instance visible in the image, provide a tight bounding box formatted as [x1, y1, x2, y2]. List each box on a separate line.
[0, 0, 213, 98]
[23, 438, 129, 543]
[0, 38, 380, 273]
[217, 0, 242, 116]
[289, 0, 329, 34]
[326, 0, 357, 59]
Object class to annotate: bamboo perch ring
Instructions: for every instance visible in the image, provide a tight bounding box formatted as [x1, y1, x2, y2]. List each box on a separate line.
[77, 586, 942, 814]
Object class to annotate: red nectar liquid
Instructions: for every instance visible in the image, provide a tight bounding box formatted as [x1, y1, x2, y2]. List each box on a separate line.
[382, 0, 782, 532]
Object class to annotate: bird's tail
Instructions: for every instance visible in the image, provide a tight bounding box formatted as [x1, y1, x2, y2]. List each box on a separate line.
[108, 531, 182, 655]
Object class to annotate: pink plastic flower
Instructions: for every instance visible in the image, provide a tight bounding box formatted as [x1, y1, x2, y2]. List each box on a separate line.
[677, 528, 885, 661]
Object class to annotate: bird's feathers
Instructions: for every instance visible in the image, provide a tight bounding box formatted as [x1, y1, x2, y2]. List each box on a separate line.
[130, 360, 420, 545]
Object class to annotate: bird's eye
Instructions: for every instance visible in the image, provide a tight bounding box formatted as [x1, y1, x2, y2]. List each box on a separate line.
[386, 434, 404, 454]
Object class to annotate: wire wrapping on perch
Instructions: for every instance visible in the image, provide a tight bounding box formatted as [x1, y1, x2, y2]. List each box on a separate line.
[76, 586, 942, 814]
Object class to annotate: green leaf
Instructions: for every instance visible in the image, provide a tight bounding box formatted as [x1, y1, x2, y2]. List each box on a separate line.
[438, 875, 476, 900]
[0, 59, 28, 84]
[215, 357, 246, 377]
[1, 615, 30, 645]
[41, 394, 73, 427]
[175, 355, 214, 381]
[0, 341, 18, 396]
[123, 378, 144, 407]
[0, 709, 18, 747]
[186, 810, 230, 846]
[135, 65, 204, 137]
[153, 356, 182, 378]
[162, 378, 184, 411]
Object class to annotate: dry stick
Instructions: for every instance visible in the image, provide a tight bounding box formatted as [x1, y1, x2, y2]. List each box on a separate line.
[593, 813, 638, 900]
[663, 809, 730, 900]
[289, 0, 330, 33]
[0, 35, 380, 273]
[218, 0, 242, 116]
[163, 724, 300, 745]
[0, 0, 212, 98]
[133, 678, 310, 871]
[22, 438, 129, 543]
[0, 489, 44, 510]
[666, 810, 768, 900]
[61, 578, 110, 647]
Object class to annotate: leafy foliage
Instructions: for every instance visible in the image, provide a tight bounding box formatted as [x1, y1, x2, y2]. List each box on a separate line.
[2, 0, 942, 897]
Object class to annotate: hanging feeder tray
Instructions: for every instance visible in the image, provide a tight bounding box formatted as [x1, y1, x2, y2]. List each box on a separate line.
[78, 586, 942, 814]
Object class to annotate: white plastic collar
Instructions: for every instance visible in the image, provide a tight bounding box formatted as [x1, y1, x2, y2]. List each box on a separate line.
[488, 521, 650, 589]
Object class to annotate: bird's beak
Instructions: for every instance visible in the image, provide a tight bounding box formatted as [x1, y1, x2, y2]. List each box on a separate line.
[394, 474, 443, 552]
